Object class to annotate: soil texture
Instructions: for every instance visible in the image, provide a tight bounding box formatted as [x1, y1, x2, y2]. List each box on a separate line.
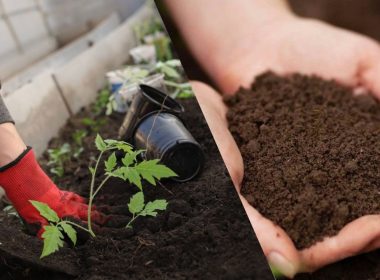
[227, 72, 380, 249]
[0, 99, 273, 279]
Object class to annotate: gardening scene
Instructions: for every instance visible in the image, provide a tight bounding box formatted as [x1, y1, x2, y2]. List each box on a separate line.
[0, 1, 273, 279]
[160, 0, 380, 279]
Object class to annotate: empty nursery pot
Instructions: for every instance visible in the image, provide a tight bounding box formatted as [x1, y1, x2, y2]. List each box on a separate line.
[134, 112, 204, 182]
[119, 84, 184, 141]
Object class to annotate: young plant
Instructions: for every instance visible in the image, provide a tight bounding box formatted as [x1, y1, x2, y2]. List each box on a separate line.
[29, 201, 86, 258]
[93, 88, 111, 116]
[47, 143, 71, 178]
[31, 135, 176, 258]
[72, 129, 87, 158]
[126, 191, 167, 229]
[86, 134, 177, 236]
[81, 117, 107, 133]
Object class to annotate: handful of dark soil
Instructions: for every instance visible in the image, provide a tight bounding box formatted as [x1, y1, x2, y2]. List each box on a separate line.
[227, 72, 380, 249]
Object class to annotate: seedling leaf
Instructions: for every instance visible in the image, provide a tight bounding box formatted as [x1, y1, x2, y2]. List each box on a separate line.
[95, 134, 106, 152]
[41, 225, 64, 258]
[30, 201, 59, 223]
[135, 160, 177, 185]
[105, 152, 117, 172]
[140, 199, 168, 217]
[126, 168, 143, 190]
[60, 223, 77, 245]
[128, 192, 145, 214]
[121, 150, 143, 167]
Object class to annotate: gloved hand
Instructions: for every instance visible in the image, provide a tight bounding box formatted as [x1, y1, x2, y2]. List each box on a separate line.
[0, 147, 107, 237]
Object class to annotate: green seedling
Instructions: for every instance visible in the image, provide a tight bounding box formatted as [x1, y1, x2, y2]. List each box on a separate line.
[93, 88, 111, 116]
[134, 17, 173, 61]
[81, 117, 107, 133]
[86, 134, 176, 236]
[72, 130, 87, 158]
[47, 143, 71, 178]
[31, 135, 176, 258]
[126, 191, 167, 228]
[155, 60, 182, 81]
[29, 201, 87, 258]
[134, 17, 164, 44]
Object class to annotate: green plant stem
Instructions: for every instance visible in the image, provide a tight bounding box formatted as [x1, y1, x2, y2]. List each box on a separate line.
[92, 174, 111, 199]
[87, 151, 104, 236]
[126, 213, 137, 229]
[63, 221, 95, 238]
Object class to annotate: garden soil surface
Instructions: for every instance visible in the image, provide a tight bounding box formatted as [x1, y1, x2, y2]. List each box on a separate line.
[0, 98, 273, 280]
[227, 73, 380, 280]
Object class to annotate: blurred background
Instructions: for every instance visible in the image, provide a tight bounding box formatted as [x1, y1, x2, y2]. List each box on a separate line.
[0, 0, 144, 81]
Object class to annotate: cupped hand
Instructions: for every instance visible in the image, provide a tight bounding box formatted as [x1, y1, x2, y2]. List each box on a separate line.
[191, 80, 380, 278]
[215, 16, 380, 101]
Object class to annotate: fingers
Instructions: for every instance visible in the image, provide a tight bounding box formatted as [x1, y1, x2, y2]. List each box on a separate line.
[60, 190, 86, 203]
[300, 215, 380, 272]
[357, 39, 380, 100]
[75, 204, 108, 226]
[239, 195, 301, 278]
[191, 81, 244, 187]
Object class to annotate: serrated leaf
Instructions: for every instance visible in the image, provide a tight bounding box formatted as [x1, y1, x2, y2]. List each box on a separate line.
[30, 201, 59, 223]
[126, 167, 143, 190]
[122, 150, 143, 167]
[41, 225, 64, 258]
[60, 222, 77, 246]
[140, 199, 168, 217]
[128, 192, 145, 214]
[95, 134, 106, 152]
[135, 160, 177, 185]
[105, 152, 117, 172]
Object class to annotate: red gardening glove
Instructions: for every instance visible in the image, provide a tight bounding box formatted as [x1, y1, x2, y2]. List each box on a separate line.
[0, 147, 107, 237]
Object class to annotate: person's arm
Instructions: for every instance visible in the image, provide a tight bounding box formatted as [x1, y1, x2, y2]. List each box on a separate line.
[0, 95, 106, 236]
[165, 0, 294, 93]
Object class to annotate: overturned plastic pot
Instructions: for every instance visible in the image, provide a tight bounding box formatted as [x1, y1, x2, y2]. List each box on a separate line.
[119, 84, 184, 141]
[134, 112, 204, 182]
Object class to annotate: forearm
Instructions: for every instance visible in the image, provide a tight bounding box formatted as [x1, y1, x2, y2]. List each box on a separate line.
[0, 96, 25, 167]
[164, 0, 294, 91]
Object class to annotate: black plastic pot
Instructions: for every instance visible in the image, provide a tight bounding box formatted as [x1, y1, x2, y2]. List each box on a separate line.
[119, 84, 184, 141]
[134, 112, 204, 182]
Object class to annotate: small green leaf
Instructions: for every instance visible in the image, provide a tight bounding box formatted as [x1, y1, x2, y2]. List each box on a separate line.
[41, 225, 64, 258]
[30, 201, 59, 223]
[128, 192, 145, 214]
[121, 150, 143, 167]
[140, 199, 168, 217]
[105, 152, 117, 172]
[60, 222, 77, 246]
[95, 134, 106, 152]
[126, 167, 143, 190]
[161, 64, 180, 79]
[135, 160, 177, 185]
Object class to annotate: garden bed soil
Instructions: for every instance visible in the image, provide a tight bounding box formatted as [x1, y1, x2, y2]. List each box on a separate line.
[227, 72, 380, 279]
[0, 98, 273, 279]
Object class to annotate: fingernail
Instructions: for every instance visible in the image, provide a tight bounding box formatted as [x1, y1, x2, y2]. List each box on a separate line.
[268, 252, 296, 279]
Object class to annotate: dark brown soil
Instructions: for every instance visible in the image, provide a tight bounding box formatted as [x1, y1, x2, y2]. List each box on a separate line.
[0, 98, 273, 279]
[227, 72, 380, 279]
[227, 73, 380, 249]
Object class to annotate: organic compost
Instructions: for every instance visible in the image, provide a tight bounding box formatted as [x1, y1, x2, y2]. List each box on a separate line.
[0, 98, 272, 280]
[227, 72, 380, 279]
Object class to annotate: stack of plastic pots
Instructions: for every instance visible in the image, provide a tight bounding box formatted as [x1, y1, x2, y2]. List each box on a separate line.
[119, 84, 204, 182]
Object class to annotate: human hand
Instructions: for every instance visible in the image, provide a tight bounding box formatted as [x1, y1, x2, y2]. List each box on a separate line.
[191, 81, 380, 278]
[0, 148, 107, 237]
[215, 16, 380, 99]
